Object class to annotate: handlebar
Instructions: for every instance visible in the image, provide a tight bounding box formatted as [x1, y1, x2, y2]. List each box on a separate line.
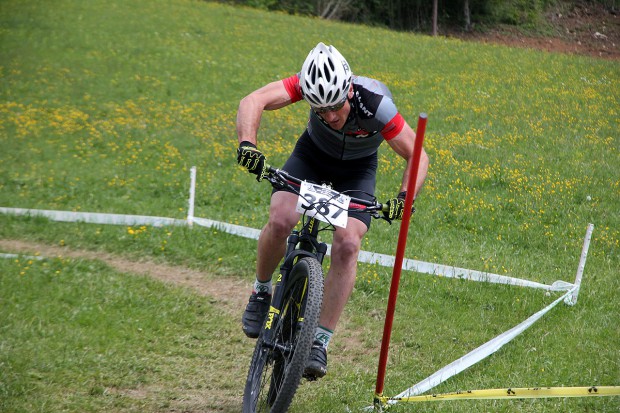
[264, 164, 387, 216]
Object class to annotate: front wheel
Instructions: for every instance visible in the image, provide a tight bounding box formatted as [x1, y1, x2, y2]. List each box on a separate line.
[242, 257, 323, 413]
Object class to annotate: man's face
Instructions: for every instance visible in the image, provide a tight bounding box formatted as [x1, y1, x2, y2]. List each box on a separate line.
[314, 100, 350, 131]
[312, 86, 354, 131]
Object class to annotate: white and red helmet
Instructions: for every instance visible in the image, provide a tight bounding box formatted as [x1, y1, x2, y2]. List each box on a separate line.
[300, 42, 352, 108]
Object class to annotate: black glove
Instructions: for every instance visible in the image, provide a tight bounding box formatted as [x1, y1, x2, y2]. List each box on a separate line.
[237, 141, 268, 181]
[383, 191, 414, 221]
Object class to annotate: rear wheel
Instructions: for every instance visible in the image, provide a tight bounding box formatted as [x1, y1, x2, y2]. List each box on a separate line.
[242, 257, 323, 413]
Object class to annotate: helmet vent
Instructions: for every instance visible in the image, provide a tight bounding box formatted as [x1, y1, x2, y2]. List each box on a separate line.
[323, 63, 331, 82]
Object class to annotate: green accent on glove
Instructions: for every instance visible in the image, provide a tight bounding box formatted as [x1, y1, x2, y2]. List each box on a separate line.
[237, 141, 268, 181]
[383, 192, 415, 221]
[384, 197, 405, 220]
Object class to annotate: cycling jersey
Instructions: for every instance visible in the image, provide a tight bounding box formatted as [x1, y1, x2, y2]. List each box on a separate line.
[283, 74, 405, 160]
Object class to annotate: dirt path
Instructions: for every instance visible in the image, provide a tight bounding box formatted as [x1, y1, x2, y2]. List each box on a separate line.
[0, 237, 365, 348]
[1, 239, 255, 411]
[446, 1, 619, 60]
[0, 239, 249, 312]
[1, 238, 370, 412]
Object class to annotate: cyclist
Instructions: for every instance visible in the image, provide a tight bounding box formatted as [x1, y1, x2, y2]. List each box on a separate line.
[236, 42, 429, 379]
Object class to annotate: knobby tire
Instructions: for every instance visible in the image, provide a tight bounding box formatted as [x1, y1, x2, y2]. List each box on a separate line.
[242, 257, 323, 413]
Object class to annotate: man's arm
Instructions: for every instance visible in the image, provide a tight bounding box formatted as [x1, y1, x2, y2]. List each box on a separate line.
[386, 121, 429, 198]
[236, 80, 295, 146]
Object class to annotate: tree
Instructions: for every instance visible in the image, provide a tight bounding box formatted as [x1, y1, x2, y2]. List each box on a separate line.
[432, 0, 438, 35]
[317, 0, 353, 20]
[464, 0, 472, 31]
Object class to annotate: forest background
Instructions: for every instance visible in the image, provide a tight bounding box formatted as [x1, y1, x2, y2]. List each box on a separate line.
[216, 0, 620, 59]
[215, 0, 617, 32]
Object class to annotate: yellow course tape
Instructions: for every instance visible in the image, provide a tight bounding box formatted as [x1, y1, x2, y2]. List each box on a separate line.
[377, 386, 620, 404]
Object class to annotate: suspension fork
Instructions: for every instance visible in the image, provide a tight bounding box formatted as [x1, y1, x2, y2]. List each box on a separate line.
[259, 230, 304, 352]
[260, 218, 326, 352]
[259, 269, 285, 353]
[298, 217, 328, 264]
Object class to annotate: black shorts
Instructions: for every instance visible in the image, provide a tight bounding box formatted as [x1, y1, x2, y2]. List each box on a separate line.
[276, 131, 378, 228]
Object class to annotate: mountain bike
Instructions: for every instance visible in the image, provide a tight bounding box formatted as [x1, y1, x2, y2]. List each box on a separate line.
[242, 165, 387, 413]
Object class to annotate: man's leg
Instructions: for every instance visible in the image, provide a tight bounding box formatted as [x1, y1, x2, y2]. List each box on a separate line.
[320, 217, 367, 330]
[255, 191, 300, 281]
[305, 217, 367, 377]
[242, 191, 300, 338]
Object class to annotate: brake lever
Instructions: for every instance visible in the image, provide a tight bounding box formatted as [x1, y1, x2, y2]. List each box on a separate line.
[267, 172, 292, 192]
[372, 212, 392, 225]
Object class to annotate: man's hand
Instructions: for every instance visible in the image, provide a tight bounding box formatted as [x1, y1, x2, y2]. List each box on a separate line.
[237, 141, 268, 181]
[383, 191, 414, 221]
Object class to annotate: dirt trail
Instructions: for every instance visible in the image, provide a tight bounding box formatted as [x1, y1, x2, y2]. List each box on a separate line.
[0, 237, 365, 347]
[0, 238, 369, 412]
[446, 1, 619, 60]
[0, 238, 248, 312]
[1, 238, 257, 411]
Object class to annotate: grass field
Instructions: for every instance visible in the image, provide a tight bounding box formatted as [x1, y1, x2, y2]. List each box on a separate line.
[1, 0, 619, 412]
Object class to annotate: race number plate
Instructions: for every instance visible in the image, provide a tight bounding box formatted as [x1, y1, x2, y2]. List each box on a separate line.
[295, 181, 350, 228]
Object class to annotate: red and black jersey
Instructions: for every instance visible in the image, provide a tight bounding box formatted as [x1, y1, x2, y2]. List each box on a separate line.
[283, 74, 405, 160]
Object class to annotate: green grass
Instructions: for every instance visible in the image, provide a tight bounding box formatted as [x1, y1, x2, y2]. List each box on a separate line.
[0, 253, 250, 412]
[1, 0, 619, 412]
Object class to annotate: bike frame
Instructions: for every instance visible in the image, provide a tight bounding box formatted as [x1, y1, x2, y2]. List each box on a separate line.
[260, 166, 381, 361]
[260, 194, 327, 357]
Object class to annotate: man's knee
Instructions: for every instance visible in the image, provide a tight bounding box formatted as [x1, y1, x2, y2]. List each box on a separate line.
[264, 192, 299, 239]
[332, 234, 362, 258]
[265, 214, 297, 239]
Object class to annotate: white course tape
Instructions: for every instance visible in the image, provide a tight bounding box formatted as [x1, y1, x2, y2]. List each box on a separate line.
[0, 207, 187, 227]
[388, 286, 578, 407]
[192, 217, 262, 240]
[565, 223, 594, 306]
[358, 251, 572, 291]
[1, 207, 575, 292]
[192, 217, 570, 291]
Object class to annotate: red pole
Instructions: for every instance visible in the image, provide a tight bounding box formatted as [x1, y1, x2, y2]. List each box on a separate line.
[375, 113, 427, 400]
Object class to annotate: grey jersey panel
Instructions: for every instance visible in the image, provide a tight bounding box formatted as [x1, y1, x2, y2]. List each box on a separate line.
[305, 75, 399, 160]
